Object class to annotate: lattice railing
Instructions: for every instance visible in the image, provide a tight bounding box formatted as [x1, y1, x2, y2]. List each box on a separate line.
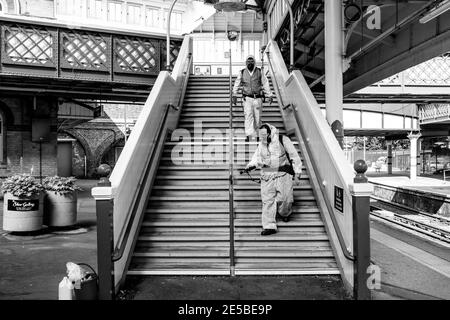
[0, 19, 182, 84]
[2, 24, 55, 66]
[377, 73, 402, 85]
[405, 55, 450, 85]
[61, 31, 109, 71]
[114, 36, 160, 74]
[376, 54, 450, 87]
[160, 40, 180, 70]
[419, 104, 450, 122]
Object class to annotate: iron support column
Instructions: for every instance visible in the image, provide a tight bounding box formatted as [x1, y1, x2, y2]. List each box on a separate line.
[408, 132, 421, 180]
[350, 160, 373, 300]
[325, 0, 344, 148]
[387, 141, 393, 175]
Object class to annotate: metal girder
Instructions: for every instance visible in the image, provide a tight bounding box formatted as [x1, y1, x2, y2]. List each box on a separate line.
[316, 14, 396, 47]
[344, 11, 450, 95]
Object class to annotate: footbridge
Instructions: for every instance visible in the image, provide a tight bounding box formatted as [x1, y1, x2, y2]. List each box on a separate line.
[0, 15, 182, 101]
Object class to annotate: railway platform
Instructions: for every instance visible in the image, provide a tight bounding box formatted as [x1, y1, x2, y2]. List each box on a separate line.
[1, 179, 449, 300]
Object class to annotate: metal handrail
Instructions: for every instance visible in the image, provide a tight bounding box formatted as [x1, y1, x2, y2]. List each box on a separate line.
[266, 53, 354, 261]
[228, 49, 235, 275]
[112, 53, 192, 262]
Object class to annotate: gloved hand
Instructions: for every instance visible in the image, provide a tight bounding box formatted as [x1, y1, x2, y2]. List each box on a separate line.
[294, 174, 301, 186]
[245, 165, 256, 172]
[232, 96, 238, 105]
[268, 96, 273, 105]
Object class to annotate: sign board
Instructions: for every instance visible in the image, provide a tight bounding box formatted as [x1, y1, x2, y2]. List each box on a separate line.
[7, 199, 39, 211]
[334, 186, 344, 213]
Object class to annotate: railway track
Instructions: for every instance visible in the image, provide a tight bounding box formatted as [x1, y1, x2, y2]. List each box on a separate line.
[370, 197, 450, 244]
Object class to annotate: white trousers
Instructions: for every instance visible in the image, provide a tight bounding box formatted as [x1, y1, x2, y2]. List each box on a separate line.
[243, 97, 263, 137]
[260, 173, 294, 230]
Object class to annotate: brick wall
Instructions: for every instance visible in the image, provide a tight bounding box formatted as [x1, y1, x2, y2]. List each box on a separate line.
[62, 103, 143, 177]
[0, 96, 58, 178]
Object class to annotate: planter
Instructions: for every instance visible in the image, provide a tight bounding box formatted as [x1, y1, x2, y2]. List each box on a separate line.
[44, 191, 78, 227]
[2, 192, 44, 232]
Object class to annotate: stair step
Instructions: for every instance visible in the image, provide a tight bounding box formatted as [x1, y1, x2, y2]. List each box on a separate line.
[129, 75, 336, 276]
[138, 234, 230, 241]
[135, 240, 330, 248]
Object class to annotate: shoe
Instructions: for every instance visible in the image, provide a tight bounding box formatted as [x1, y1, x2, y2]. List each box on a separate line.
[282, 216, 290, 223]
[261, 229, 277, 236]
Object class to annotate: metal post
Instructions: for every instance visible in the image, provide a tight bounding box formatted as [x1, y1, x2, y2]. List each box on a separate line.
[39, 138, 43, 183]
[92, 164, 115, 300]
[387, 141, 393, 175]
[325, 0, 344, 149]
[351, 160, 373, 300]
[228, 42, 235, 276]
[408, 132, 421, 180]
[363, 137, 366, 161]
[166, 0, 179, 71]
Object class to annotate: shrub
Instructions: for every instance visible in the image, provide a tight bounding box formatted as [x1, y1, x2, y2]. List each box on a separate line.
[2, 174, 44, 198]
[43, 176, 83, 195]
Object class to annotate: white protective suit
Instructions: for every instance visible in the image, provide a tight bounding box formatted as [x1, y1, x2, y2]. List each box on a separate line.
[247, 124, 303, 230]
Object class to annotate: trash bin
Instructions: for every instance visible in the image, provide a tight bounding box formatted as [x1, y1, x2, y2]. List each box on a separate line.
[74, 263, 98, 300]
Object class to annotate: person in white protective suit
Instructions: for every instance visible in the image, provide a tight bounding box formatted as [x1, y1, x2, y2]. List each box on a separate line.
[245, 123, 303, 236]
[232, 55, 274, 141]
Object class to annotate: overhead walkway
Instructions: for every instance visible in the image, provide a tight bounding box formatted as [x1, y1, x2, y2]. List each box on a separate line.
[92, 36, 370, 299]
[0, 16, 182, 101]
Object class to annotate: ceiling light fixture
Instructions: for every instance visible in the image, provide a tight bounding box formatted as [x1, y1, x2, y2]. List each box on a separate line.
[213, 0, 247, 12]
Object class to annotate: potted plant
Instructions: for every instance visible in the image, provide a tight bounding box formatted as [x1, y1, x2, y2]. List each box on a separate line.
[43, 176, 83, 227]
[2, 174, 44, 232]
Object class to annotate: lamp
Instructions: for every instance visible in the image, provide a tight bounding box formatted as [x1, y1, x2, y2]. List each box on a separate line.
[419, 0, 450, 24]
[214, 0, 246, 12]
[227, 30, 239, 41]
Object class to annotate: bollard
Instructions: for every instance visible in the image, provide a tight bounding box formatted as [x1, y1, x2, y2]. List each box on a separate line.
[350, 160, 373, 300]
[92, 164, 115, 300]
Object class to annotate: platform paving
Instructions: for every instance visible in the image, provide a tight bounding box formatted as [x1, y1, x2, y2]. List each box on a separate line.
[369, 175, 450, 196]
[0, 179, 449, 300]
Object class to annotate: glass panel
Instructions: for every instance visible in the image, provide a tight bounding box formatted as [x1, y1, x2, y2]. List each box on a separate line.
[88, 0, 103, 19]
[127, 3, 141, 25]
[145, 6, 160, 27]
[362, 112, 382, 128]
[57, 0, 84, 16]
[343, 110, 361, 128]
[107, 0, 122, 23]
[384, 114, 404, 129]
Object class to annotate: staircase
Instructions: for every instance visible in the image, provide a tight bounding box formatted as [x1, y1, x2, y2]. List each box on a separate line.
[128, 75, 339, 275]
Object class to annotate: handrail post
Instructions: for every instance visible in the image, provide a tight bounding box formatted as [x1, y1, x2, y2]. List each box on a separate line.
[228, 43, 235, 276]
[350, 160, 373, 300]
[92, 164, 115, 300]
[166, 0, 179, 71]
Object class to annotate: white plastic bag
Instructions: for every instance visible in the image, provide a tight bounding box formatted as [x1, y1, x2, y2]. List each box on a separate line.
[66, 262, 87, 289]
[58, 277, 75, 300]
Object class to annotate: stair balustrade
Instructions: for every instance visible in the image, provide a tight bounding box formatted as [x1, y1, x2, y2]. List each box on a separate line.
[265, 39, 373, 299]
[92, 35, 193, 300]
